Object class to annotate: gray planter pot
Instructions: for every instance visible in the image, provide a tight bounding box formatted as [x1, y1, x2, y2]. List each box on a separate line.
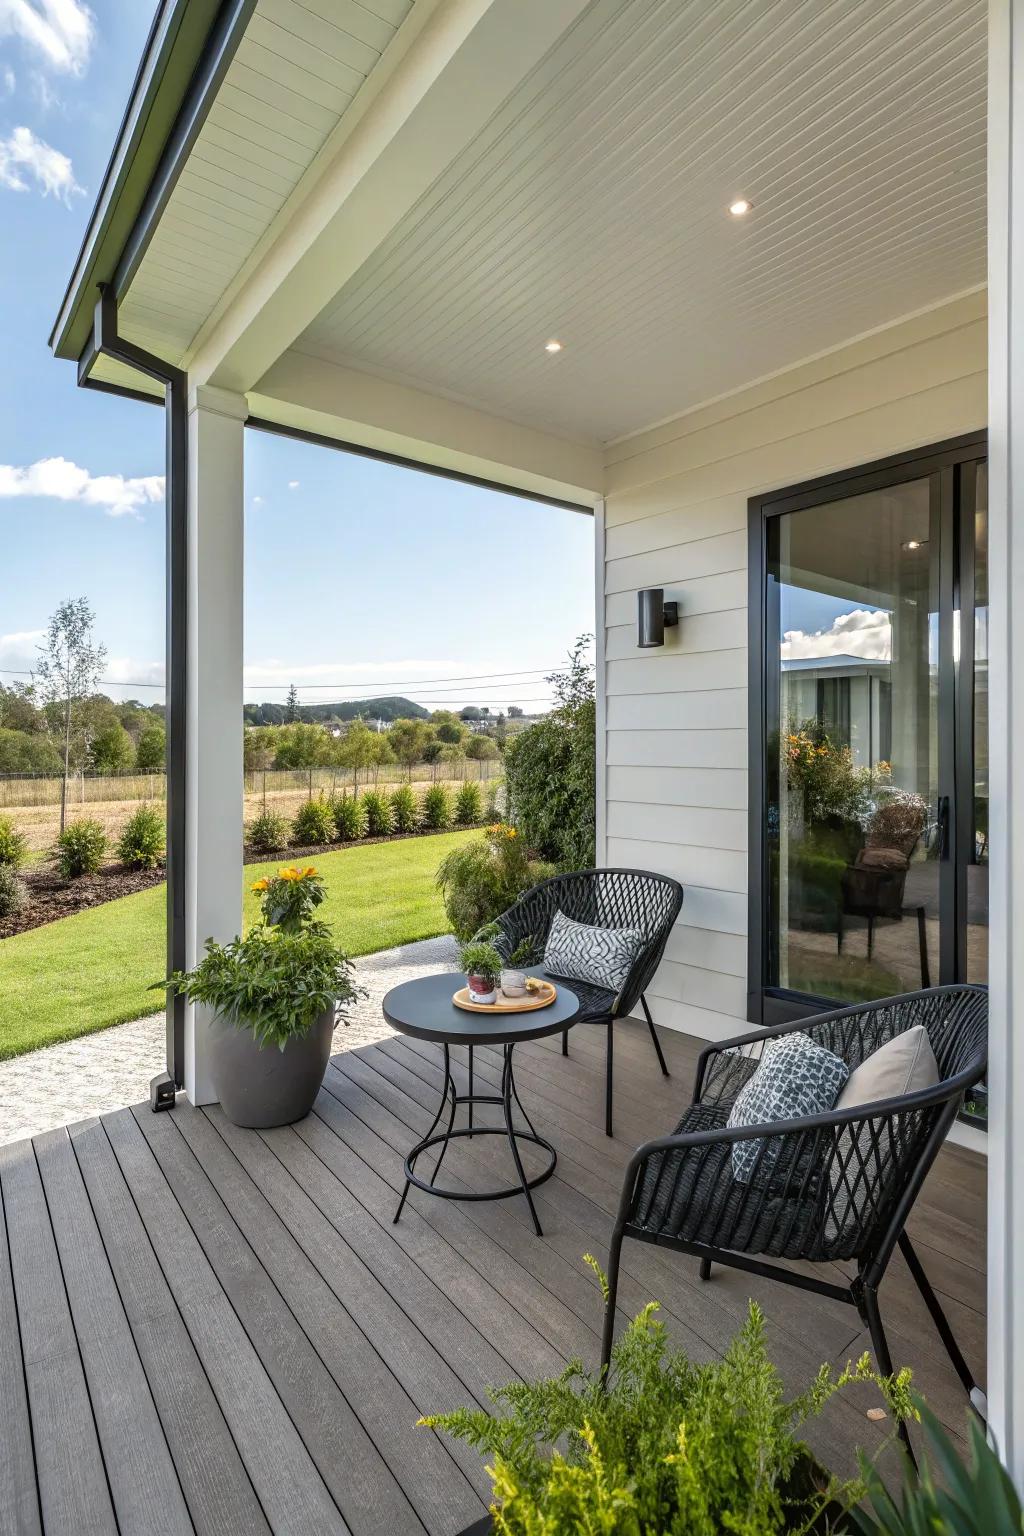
[210, 1006, 335, 1128]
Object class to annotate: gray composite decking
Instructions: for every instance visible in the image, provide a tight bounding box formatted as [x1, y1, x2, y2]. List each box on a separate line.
[0, 1016, 986, 1536]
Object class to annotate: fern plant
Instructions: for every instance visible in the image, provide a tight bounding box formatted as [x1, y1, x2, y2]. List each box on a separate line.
[421, 1262, 911, 1536]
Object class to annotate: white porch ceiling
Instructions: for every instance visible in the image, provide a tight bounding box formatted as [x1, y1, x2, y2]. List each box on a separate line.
[97, 0, 413, 385]
[291, 0, 987, 444]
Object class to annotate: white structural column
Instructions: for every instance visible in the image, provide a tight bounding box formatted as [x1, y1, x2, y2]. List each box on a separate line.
[988, 0, 1024, 1480]
[184, 384, 247, 1104]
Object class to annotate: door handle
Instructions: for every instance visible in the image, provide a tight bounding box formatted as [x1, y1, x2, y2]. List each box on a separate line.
[937, 795, 950, 860]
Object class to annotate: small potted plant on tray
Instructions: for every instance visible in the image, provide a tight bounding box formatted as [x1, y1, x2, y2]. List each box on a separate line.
[160, 866, 364, 1128]
[459, 935, 505, 1004]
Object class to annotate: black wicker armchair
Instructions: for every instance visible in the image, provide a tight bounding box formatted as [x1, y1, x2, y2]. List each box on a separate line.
[600, 985, 987, 1458]
[484, 868, 684, 1137]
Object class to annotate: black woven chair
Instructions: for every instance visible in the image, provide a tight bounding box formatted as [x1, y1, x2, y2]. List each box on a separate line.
[484, 868, 684, 1137]
[600, 985, 988, 1459]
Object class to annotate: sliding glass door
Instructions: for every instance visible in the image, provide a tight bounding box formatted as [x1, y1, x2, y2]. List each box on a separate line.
[749, 435, 987, 1120]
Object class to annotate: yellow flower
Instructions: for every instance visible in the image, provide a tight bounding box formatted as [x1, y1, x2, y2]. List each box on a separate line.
[279, 867, 301, 882]
[302, 866, 317, 879]
[251, 878, 269, 892]
[504, 827, 517, 839]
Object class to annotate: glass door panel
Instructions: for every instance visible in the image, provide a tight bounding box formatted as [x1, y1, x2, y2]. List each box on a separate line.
[767, 477, 942, 1003]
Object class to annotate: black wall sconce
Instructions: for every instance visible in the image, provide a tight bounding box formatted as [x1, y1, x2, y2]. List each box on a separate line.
[637, 588, 679, 648]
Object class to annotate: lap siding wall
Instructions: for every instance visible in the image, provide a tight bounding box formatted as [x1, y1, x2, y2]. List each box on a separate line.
[599, 289, 987, 1041]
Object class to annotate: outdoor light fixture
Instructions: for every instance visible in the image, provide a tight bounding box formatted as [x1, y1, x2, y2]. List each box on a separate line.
[728, 198, 752, 217]
[637, 588, 679, 648]
[544, 339, 563, 353]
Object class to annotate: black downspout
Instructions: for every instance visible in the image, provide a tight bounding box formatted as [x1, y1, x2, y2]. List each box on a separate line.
[81, 286, 187, 1107]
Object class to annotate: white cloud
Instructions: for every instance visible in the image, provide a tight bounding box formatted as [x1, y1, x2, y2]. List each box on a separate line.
[252, 494, 263, 505]
[0, 0, 94, 74]
[1, 64, 15, 92]
[0, 456, 164, 518]
[0, 124, 82, 200]
[288, 480, 299, 489]
[781, 608, 892, 663]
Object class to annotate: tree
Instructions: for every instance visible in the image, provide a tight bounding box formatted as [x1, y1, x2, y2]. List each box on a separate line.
[508, 705, 524, 718]
[335, 718, 380, 792]
[388, 717, 432, 775]
[272, 722, 329, 770]
[135, 724, 166, 772]
[466, 735, 498, 761]
[0, 682, 39, 734]
[504, 635, 596, 869]
[35, 598, 106, 833]
[284, 683, 300, 723]
[460, 706, 483, 722]
[431, 710, 465, 745]
[91, 722, 135, 775]
[0, 728, 62, 774]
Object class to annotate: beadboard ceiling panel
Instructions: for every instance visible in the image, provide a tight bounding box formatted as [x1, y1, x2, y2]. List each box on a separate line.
[295, 0, 986, 444]
[116, 0, 414, 364]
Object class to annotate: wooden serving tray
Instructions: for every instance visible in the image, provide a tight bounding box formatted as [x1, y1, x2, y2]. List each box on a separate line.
[452, 981, 557, 1013]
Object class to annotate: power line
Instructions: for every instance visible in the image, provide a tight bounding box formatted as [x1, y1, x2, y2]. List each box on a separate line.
[0, 664, 563, 693]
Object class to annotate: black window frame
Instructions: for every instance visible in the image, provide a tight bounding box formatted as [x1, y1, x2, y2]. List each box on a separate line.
[747, 430, 988, 1029]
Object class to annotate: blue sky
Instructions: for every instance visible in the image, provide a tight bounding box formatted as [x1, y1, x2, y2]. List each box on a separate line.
[0, 1, 594, 713]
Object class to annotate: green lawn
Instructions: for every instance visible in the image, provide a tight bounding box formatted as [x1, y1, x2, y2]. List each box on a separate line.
[0, 830, 474, 1062]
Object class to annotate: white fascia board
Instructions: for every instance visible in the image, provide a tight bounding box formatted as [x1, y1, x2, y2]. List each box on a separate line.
[189, 0, 594, 394]
[249, 350, 603, 505]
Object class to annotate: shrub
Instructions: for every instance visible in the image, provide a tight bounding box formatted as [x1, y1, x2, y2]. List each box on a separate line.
[484, 778, 504, 821]
[504, 637, 596, 869]
[0, 814, 28, 869]
[246, 809, 290, 855]
[421, 783, 453, 830]
[116, 805, 165, 869]
[436, 823, 554, 941]
[422, 1278, 904, 1536]
[135, 724, 166, 772]
[361, 789, 393, 836]
[455, 781, 482, 825]
[333, 794, 366, 841]
[0, 864, 28, 919]
[390, 784, 418, 833]
[54, 818, 107, 878]
[291, 797, 336, 847]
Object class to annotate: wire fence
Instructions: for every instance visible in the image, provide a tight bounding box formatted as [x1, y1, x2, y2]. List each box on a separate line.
[0, 758, 503, 809]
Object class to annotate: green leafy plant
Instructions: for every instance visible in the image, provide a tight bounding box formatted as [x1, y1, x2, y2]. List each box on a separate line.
[422, 1268, 908, 1536]
[421, 783, 454, 830]
[163, 927, 362, 1050]
[53, 818, 107, 878]
[848, 1401, 1024, 1535]
[0, 864, 28, 919]
[333, 794, 366, 841]
[0, 814, 28, 869]
[504, 637, 595, 870]
[458, 937, 503, 981]
[437, 823, 554, 941]
[361, 789, 393, 837]
[246, 809, 290, 855]
[291, 796, 336, 846]
[116, 804, 165, 870]
[455, 780, 482, 825]
[484, 778, 504, 820]
[390, 784, 419, 833]
[250, 865, 325, 934]
[784, 722, 890, 828]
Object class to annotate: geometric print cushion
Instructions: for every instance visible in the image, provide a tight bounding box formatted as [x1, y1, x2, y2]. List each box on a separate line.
[542, 910, 644, 994]
[726, 1032, 848, 1184]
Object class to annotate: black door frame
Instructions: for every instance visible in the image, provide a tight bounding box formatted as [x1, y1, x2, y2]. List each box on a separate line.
[747, 431, 987, 1028]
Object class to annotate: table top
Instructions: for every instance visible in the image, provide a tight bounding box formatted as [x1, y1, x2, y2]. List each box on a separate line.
[382, 971, 581, 1046]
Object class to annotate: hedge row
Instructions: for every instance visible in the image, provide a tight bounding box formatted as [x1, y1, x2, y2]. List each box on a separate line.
[245, 780, 500, 855]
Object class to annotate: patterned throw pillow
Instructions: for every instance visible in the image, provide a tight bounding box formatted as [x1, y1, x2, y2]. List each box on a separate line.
[543, 910, 643, 994]
[726, 1033, 848, 1183]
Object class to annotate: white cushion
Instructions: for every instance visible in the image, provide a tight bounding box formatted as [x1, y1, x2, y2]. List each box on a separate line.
[836, 1025, 939, 1110]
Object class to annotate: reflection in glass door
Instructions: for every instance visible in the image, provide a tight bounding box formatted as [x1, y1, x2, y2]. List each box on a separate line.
[767, 478, 942, 1004]
[752, 437, 988, 1117]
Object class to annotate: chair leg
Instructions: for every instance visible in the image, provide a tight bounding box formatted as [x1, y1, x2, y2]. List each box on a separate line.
[898, 1231, 979, 1403]
[600, 1224, 625, 1377]
[860, 1282, 917, 1469]
[699, 1257, 712, 1281]
[605, 1021, 614, 1138]
[562, 1030, 569, 1057]
[640, 994, 670, 1077]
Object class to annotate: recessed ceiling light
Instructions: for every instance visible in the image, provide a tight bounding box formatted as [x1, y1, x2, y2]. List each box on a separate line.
[902, 539, 928, 551]
[728, 198, 752, 217]
[544, 339, 563, 353]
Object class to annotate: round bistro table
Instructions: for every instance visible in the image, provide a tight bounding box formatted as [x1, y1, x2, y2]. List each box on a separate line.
[382, 972, 581, 1236]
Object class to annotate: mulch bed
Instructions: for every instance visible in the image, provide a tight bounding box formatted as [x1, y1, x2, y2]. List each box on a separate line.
[0, 823, 483, 941]
[0, 863, 165, 940]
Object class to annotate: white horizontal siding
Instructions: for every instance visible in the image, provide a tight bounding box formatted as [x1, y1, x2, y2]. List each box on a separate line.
[600, 292, 986, 1045]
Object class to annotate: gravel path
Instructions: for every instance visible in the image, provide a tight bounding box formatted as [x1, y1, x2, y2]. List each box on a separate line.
[0, 933, 459, 1146]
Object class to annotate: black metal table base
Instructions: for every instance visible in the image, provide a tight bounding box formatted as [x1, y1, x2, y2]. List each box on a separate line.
[392, 1042, 556, 1236]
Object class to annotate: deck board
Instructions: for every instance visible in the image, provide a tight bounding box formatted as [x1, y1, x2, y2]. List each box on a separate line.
[0, 1019, 987, 1534]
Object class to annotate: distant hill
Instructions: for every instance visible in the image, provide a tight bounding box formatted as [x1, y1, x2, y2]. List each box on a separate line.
[244, 695, 430, 725]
